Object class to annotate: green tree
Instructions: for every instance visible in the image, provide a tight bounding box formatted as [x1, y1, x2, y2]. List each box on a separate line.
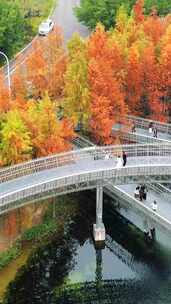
[0, 0, 27, 58]
[144, 0, 171, 15]
[75, 0, 136, 30]
[63, 33, 90, 129]
[75, 0, 171, 30]
[0, 110, 32, 165]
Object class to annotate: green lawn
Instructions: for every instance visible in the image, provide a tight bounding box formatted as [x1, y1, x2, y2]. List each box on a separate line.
[17, 0, 57, 35]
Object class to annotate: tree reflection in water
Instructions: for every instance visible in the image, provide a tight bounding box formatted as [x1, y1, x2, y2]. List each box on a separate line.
[3, 192, 171, 304]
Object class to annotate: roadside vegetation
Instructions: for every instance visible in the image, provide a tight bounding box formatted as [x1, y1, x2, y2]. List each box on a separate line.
[0, 0, 55, 59]
[16, 0, 56, 34]
[75, 0, 171, 30]
[0, 0, 171, 164]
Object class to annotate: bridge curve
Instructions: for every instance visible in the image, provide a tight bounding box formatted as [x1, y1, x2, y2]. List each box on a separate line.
[0, 143, 171, 215]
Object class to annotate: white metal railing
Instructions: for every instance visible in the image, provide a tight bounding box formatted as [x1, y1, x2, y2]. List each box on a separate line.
[105, 184, 171, 233]
[112, 128, 170, 144]
[1, 143, 171, 184]
[125, 115, 171, 134]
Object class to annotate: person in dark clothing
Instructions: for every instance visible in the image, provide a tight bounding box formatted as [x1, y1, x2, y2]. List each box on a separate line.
[139, 187, 144, 201]
[140, 184, 148, 200]
[153, 127, 157, 138]
[122, 151, 127, 166]
[131, 122, 136, 133]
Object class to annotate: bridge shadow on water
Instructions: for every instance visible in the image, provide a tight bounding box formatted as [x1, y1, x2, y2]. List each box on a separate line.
[3, 191, 171, 304]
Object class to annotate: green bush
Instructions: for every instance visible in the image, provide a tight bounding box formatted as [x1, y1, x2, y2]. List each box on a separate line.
[0, 1, 28, 58]
[0, 243, 21, 270]
[21, 220, 58, 241]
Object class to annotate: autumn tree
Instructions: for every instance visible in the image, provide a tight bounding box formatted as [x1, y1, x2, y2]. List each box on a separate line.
[63, 33, 90, 129]
[0, 75, 11, 113]
[88, 24, 127, 144]
[25, 94, 73, 157]
[159, 44, 171, 120]
[0, 109, 32, 165]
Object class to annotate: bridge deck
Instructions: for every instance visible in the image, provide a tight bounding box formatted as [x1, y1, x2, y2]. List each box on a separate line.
[0, 156, 170, 199]
[113, 124, 171, 142]
[118, 184, 171, 224]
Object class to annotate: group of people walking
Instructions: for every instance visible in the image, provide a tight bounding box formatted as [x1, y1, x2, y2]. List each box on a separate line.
[131, 121, 158, 138]
[134, 184, 158, 211]
[134, 185, 147, 201]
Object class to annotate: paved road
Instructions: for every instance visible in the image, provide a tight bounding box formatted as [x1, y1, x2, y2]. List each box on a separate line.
[2, 0, 89, 78]
[53, 0, 89, 41]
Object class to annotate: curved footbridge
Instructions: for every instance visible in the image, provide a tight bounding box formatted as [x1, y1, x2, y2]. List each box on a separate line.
[1, 143, 171, 241]
[112, 115, 171, 144]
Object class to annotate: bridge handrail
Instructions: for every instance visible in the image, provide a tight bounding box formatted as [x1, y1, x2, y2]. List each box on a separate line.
[112, 128, 171, 144]
[126, 115, 171, 134]
[106, 184, 171, 233]
[1, 143, 171, 184]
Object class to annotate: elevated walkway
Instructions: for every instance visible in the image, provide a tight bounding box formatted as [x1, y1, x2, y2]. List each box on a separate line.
[1, 144, 171, 209]
[112, 123, 171, 144]
[112, 115, 171, 144]
[104, 182, 171, 236]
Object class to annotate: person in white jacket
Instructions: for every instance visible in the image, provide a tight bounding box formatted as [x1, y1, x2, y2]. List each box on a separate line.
[152, 200, 157, 211]
[116, 155, 122, 168]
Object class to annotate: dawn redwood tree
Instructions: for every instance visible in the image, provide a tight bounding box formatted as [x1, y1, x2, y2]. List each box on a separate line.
[64, 33, 90, 129]
[0, 75, 11, 113]
[159, 44, 171, 121]
[0, 109, 32, 165]
[88, 24, 127, 144]
[25, 94, 73, 157]
[26, 46, 47, 99]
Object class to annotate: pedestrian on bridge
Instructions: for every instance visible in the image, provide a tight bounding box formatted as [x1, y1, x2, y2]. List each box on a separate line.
[140, 184, 148, 200]
[149, 122, 153, 135]
[153, 127, 158, 138]
[134, 186, 140, 199]
[116, 155, 122, 168]
[152, 200, 158, 212]
[122, 151, 127, 166]
[131, 122, 136, 133]
[105, 153, 110, 160]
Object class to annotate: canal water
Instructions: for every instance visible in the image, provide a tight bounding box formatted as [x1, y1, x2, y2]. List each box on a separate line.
[2, 191, 171, 304]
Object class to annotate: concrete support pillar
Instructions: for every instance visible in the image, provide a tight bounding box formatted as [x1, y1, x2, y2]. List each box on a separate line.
[93, 185, 105, 242]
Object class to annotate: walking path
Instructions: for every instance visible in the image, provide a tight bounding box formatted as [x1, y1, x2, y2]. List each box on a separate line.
[112, 123, 171, 143]
[118, 184, 171, 224]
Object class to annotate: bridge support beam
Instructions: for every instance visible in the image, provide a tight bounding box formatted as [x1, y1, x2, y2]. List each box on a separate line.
[93, 185, 105, 242]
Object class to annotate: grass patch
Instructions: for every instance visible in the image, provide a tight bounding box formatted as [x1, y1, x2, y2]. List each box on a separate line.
[13, 0, 57, 51]
[0, 242, 21, 271]
[21, 219, 58, 242]
[22, 0, 57, 35]
[0, 217, 57, 272]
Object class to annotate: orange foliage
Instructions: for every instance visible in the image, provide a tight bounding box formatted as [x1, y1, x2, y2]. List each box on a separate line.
[0, 75, 11, 112]
[125, 47, 143, 114]
[133, 0, 145, 24]
[88, 25, 127, 144]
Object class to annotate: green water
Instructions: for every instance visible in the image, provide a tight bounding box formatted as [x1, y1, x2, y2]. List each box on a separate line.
[2, 192, 171, 304]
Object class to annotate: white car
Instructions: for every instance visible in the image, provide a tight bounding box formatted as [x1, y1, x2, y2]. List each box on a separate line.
[38, 19, 54, 36]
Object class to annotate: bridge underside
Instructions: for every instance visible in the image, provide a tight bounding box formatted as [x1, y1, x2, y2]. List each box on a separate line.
[1, 171, 171, 216]
[1, 172, 171, 216]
